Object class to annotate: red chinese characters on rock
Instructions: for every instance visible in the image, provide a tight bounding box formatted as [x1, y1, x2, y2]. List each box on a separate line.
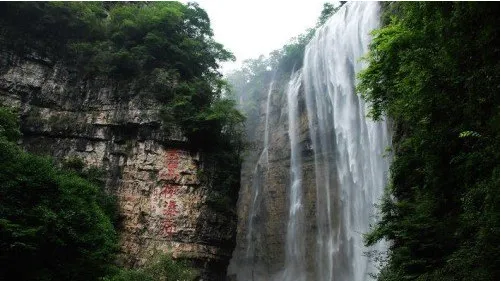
[158, 149, 190, 182]
[162, 200, 178, 236]
[160, 184, 177, 197]
[157, 149, 188, 237]
[166, 150, 179, 181]
[158, 150, 178, 181]
[159, 184, 179, 237]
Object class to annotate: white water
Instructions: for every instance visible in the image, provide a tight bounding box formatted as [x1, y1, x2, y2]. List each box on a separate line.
[282, 71, 306, 281]
[245, 79, 275, 258]
[303, 2, 390, 281]
[263, 79, 274, 166]
[230, 2, 390, 280]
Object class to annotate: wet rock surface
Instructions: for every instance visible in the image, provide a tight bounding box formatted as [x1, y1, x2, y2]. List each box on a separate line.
[228, 75, 318, 280]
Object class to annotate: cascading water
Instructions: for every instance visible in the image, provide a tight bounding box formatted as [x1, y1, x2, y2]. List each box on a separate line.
[229, 2, 390, 281]
[282, 71, 306, 281]
[303, 2, 390, 280]
[245, 79, 275, 259]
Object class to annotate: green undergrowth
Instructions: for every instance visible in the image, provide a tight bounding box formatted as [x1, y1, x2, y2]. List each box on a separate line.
[0, 107, 118, 281]
[103, 254, 198, 281]
[0, 107, 200, 281]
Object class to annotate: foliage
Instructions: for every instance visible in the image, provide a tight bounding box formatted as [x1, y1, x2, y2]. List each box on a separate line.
[270, 28, 315, 74]
[0, 2, 107, 56]
[0, 107, 21, 142]
[316, 1, 346, 27]
[61, 155, 86, 172]
[227, 1, 346, 115]
[74, 2, 232, 80]
[61, 156, 121, 229]
[0, 2, 244, 205]
[0, 2, 233, 77]
[0, 108, 118, 281]
[358, 2, 499, 280]
[270, 1, 346, 73]
[103, 254, 197, 281]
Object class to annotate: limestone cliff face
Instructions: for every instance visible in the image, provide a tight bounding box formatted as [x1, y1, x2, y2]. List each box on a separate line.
[228, 74, 317, 280]
[0, 49, 236, 280]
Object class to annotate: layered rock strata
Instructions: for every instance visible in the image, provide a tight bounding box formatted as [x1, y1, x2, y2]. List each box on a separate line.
[0, 50, 236, 281]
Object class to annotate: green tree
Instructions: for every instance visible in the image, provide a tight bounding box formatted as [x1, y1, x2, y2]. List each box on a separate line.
[0, 1, 243, 206]
[0, 1, 243, 278]
[358, 2, 499, 280]
[0, 108, 118, 281]
[316, 2, 346, 27]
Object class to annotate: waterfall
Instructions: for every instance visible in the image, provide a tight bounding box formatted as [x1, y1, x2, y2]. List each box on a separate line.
[303, 2, 390, 281]
[263, 79, 274, 166]
[229, 2, 390, 281]
[282, 71, 306, 281]
[245, 79, 275, 259]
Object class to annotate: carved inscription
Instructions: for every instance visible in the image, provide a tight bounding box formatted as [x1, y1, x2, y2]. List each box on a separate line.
[157, 149, 187, 237]
[159, 149, 181, 182]
[157, 183, 179, 236]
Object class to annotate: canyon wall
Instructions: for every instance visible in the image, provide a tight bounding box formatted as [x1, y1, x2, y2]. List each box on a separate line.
[228, 74, 319, 280]
[0, 48, 236, 280]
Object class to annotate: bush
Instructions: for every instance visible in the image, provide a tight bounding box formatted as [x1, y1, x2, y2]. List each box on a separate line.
[0, 108, 119, 281]
[103, 254, 198, 281]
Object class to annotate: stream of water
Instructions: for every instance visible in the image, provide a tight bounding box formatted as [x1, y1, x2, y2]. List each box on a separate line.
[303, 2, 390, 280]
[230, 3, 390, 280]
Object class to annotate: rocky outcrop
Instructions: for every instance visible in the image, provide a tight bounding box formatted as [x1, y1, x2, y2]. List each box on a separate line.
[228, 74, 318, 280]
[0, 49, 236, 280]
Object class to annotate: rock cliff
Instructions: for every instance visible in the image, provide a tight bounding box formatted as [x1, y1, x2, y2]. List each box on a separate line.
[0, 49, 236, 280]
[228, 73, 318, 280]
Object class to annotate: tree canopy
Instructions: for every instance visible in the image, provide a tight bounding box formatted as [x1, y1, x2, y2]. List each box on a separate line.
[358, 2, 499, 280]
[0, 2, 233, 79]
[0, 1, 244, 205]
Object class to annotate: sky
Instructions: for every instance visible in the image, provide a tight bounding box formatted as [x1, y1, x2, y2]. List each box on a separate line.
[181, 0, 335, 74]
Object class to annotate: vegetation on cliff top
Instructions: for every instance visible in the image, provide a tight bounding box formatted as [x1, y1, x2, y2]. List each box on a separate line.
[0, 1, 243, 208]
[358, 2, 499, 280]
[0, 2, 232, 79]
